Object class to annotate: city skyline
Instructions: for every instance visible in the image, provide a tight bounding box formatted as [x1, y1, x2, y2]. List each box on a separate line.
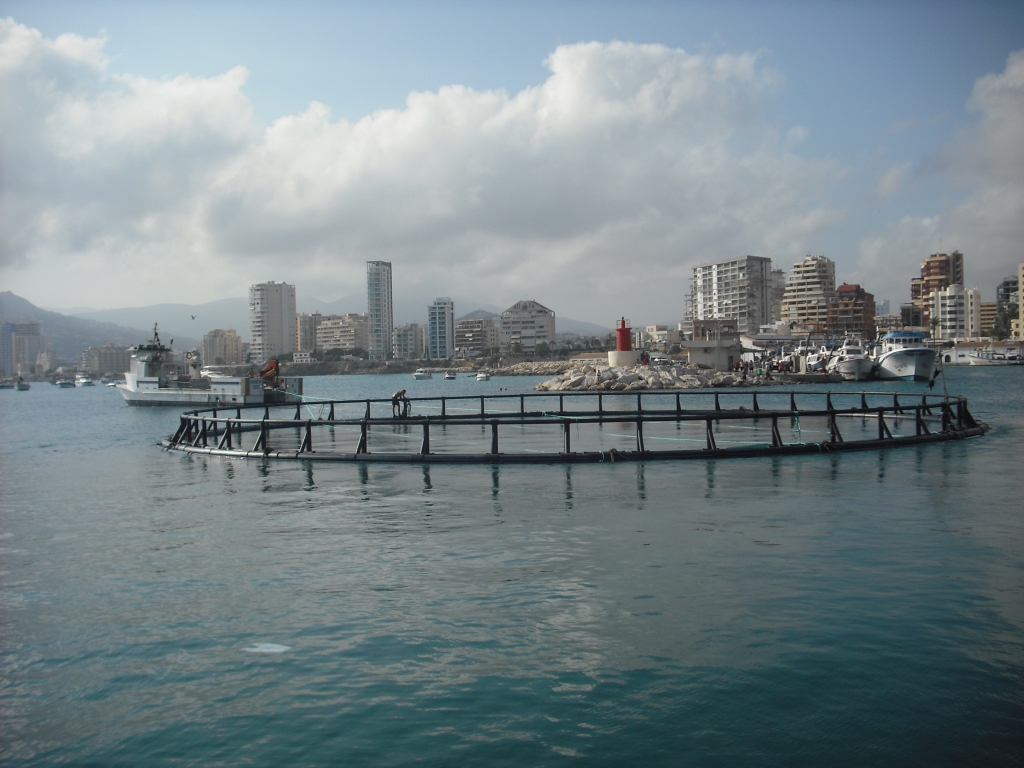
[1, 5, 1023, 324]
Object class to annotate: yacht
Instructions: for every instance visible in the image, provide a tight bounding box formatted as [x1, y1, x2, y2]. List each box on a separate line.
[412, 368, 432, 380]
[75, 373, 95, 386]
[444, 371, 457, 380]
[56, 378, 75, 388]
[827, 337, 875, 381]
[873, 331, 937, 381]
[475, 371, 491, 381]
[117, 324, 302, 406]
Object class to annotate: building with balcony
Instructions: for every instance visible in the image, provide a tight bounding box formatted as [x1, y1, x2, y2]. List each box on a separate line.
[249, 281, 296, 364]
[202, 329, 245, 365]
[454, 317, 499, 354]
[910, 251, 965, 324]
[80, 343, 131, 374]
[367, 261, 394, 360]
[316, 314, 369, 352]
[499, 300, 556, 352]
[394, 323, 426, 360]
[826, 284, 876, 340]
[930, 284, 982, 341]
[427, 298, 455, 359]
[296, 313, 325, 352]
[781, 255, 836, 331]
[689, 256, 773, 336]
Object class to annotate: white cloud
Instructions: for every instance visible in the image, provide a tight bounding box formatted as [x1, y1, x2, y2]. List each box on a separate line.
[877, 162, 910, 197]
[856, 49, 1024, 303]
[1, 20, 842, 323]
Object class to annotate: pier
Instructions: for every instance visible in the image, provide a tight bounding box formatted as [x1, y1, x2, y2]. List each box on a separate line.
[161, 390, 987, 463]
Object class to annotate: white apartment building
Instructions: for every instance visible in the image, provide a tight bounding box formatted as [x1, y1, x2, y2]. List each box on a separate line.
[690, 256, 773, 336]
[367, 261, 394, 360]
[394, 323, 426, 359]
[427, 298, 455, 359]
[931, 284, 982, 341]
[202, 329, 244, 365]
[781, 255, 836, 330]
[249, 281, 296, 364]
[499, 300, 556, 352]
[316, 314, 369, 352]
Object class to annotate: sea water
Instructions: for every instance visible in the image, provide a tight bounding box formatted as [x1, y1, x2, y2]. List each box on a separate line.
[1, 368, 1022, 766]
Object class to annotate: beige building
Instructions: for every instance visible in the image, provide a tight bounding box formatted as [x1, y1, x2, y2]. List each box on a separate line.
[296, 313, 325, 351]
[781, 255, 836, 331]
[81, 343, 131, 373]
[1014, 262, 1024, 339]
[499, 300, 556, 352]
[394, 323, 426, 359]
[910, 251, 964, 324]
[249, 281, 296, 364]
[203, 329, 245, 365]
[979, 302, 998, 337]
[316, 314, 369, 352]
[455, 318, 499, 353]
[680, 319, 742, 371]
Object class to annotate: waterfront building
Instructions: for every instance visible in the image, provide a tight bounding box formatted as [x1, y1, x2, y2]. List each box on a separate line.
[1015, 262, 1024, 339]
[781, 255, 836, 331]
[771, 268, 786, 324]
[11, 321, 46, 376]
[980, 302, 998, 337]
[690, 256, 773, 336]
[930, 284, 982, 341]
[80, 343, 131, 374]
[249, 281, 296, 364]
[296, 313, 324, 352]
[316, 314, 369, 352]
[679, 319, 742, 371]
[642, 325, 681, 347]
[366, 261, 394, 361]
[996, 276, 1018, 313]
[35, 350, 56, 374]
[293, 351, 316, 364]
[394, 323, 426, 360]
[202, 329, 244, 365]
[826, 284, 876, 340]
[454, 318, 499, 354]
[499, 300, 556, 353]
[1, 321, 15, 376]
[910, 251, 964, 324]
[428, 298, 456, 359]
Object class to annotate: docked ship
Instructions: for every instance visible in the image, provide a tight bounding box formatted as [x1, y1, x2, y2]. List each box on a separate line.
[116, 325, 302, 407]
[827, 337, 875, 381]
[873, 331, 937, 381]
[967, 349, 1021, 365]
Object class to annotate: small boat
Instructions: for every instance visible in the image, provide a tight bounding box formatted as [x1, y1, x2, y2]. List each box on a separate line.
[967, 349, 1022, 366]
[16, 379, 30, 391]
[444, 371, 457, 380]
[412, 368, 432, 380]
[56, 378, 75, 388]
[105, 381, 118, 387]
[0, 380, 13, 389]
[475, 371, 491, 381]
[200, 366, 229, 378]
[873, 331, 937, 381]
[827, 337, 875, 381]
[75, 373, 95, 386]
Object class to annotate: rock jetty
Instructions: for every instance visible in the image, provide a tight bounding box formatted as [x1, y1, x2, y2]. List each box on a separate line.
[535, 363, 786, 391]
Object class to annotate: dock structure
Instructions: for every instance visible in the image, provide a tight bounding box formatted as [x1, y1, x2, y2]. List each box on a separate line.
[162, 390, 987, 464]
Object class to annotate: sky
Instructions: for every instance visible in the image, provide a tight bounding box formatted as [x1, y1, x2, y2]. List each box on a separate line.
[1, 0, 1023, 326]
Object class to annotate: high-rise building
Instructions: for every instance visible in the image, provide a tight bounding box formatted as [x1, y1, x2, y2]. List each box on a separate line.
[1, 322, 16, 376]
[80, 343, 131, 374]
[393, 324, 426, 359]
[454, 318, 499, 354]
[427, 298, 455, 359]
[996, 275, 1019, 313]
[316, 314, 369, 352]
[826, 284, 876, 340]
[980, 302, 998, 336]
[202, 329, 245, 365]
[930, 284, 982, 340]
[910, 251, 964, 323]
[689, 256, 773, 336]
[366, 261, 394, 361]
[12, 321, 46, 376]
[771, 268, 786, 325]
[1015, 262, 1024, 339]
[781, 255, 836, 331]
[296, 313, 324, 351]
[499, 300, 556, 352]
[249, 281, 296, 364]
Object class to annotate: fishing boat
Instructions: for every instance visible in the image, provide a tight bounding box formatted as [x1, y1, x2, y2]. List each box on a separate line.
[16, 379, 30, 391]
[412, 368, 432, 380]
[967, 349, 1022, 365]
[873, 331, 937, 381]
[117, 324, 302, 406]
[827, 337, 875, 381]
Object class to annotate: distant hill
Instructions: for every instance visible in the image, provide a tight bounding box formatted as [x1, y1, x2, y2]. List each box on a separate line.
[73, 297, 249, 344]
[556, 317, 613, 336]
[0, 292, 197, 361]
[456, 309, 500, 322]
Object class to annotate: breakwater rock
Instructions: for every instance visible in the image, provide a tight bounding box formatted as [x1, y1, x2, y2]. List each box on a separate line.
[535, 364, 788, 391]
[490, 361, 580, 377]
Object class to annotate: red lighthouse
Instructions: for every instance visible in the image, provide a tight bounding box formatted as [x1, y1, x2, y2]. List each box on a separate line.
[615, 317, 632, 351]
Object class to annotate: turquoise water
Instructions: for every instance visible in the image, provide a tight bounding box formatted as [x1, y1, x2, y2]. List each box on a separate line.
[1, 369, 1022, 765]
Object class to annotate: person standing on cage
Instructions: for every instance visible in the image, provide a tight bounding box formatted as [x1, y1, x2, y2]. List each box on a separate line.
[392, 389, 409, 417]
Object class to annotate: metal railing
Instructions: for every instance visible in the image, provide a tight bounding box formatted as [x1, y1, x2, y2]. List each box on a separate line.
[162, 390, 986, 463]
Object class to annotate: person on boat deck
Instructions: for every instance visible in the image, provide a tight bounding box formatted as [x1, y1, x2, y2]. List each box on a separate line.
[392, 389, 410, 417]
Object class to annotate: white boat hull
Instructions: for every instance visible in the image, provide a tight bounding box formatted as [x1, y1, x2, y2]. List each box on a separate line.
[117, 375, 302, 407]
[875, 348, 936, 381]
[834, 357, 875, 381]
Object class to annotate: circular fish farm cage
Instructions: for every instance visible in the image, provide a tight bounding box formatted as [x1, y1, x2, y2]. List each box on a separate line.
[161, 390, 988, 464]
